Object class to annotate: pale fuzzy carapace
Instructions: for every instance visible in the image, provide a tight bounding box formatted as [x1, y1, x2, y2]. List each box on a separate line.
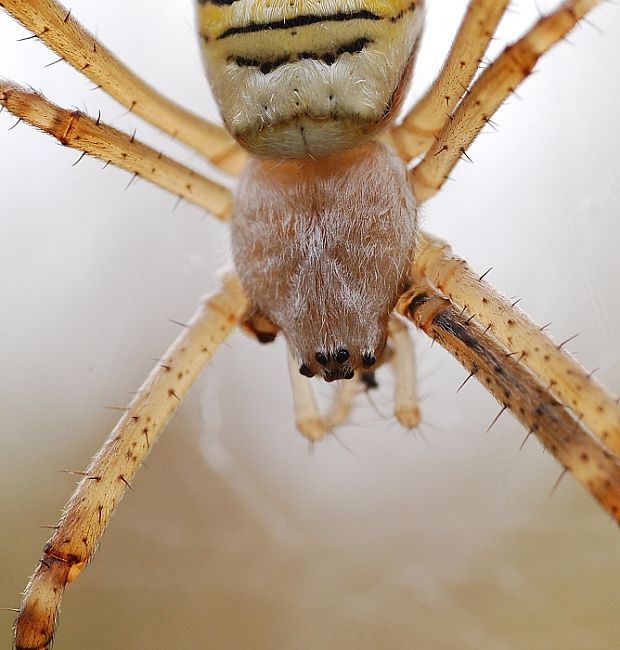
[198, 0, 424, 381]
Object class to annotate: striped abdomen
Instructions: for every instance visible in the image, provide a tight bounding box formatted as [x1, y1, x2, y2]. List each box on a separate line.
[198, 0, 424, 158]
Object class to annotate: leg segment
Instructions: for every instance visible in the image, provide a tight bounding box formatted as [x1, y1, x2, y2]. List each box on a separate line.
[392, 0, 510, 160]
[0, 81, 233, 219]
[416, 232, 620, 458]
[409, 0, 603, 202]
[0, 0, 247, 174]
[13, 276, 248, 650]
[397, 273, 620, 523]
[388, 316, 421, 429]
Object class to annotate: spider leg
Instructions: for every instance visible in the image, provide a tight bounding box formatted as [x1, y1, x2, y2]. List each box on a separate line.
[416, 231, 620, 458]
[408, 0, 604, 202]
[325, 378, 362, 431]
[0, 81, 233, 218]
[388, 316, 421, 429]
[288, 354, 328, 441]
[287, 353, 362, 441]
[0, 0, 247, 174]
[397, 272, 620, 524]
[13, 275, 248, 650]
[391, 0, 510, 160]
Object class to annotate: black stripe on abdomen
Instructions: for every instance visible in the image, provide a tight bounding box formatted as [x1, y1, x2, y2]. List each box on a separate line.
[217, 10, 382, 40]
[230, 37, 373, 75]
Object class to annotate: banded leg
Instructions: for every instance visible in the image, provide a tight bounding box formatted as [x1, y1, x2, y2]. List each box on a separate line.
[0, 0, 247, 174]
[409, 0, 603, 202]
[416, 232, 620, 458]
[392, 0, 510, 160]
[13, 276, 248, 650]
[396, 273, 620, 523]
[0, 81, 233, 218]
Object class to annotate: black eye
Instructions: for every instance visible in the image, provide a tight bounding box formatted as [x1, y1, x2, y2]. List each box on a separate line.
[343, 369, 354, 380]
[315, 351, 328, 366]
[361, 352, 376, 368]
[299, 363, 314, 377]
[334, 348, 349, 364]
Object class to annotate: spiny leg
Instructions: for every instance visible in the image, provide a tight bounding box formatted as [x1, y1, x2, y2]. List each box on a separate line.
[0, 0, 247, 174]
[391, 0, 510, 160]
[0, 81, 233, 218]
[409, 0, 604, 202]
[13, 276, 248, 650]
[416, 232, 620, 458]
[396, 273, 620, 523]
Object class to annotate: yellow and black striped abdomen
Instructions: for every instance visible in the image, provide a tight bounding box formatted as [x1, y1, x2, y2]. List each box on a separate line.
[198, 0, 424, 158]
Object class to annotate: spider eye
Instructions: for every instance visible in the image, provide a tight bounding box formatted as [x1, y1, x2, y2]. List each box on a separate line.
[334, 348, 349, 364]
[343, 368, 354, 380]
[361, 352, 376, 368]
[299, 363, 314, 377]
[315, 351, 329, 366]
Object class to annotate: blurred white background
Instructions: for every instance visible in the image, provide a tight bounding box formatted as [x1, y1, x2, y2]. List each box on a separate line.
[1, 1, 620, 648]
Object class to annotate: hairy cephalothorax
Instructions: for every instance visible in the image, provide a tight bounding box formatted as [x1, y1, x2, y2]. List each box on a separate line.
[233, 142, 417, 379]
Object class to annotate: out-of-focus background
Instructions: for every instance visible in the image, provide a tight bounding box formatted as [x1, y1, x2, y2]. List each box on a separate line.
[1, 1, 619, 648]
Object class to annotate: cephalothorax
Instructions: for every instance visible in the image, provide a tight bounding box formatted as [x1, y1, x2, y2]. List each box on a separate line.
[233, 142, 417, 380]
[1, 1, 618, 649]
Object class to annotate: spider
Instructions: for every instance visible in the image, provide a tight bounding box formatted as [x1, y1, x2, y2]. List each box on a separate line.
[1, 0, 620, 644]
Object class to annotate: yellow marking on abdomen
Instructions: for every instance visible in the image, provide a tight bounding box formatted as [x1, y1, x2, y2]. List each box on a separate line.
[199, 0, 416, 41]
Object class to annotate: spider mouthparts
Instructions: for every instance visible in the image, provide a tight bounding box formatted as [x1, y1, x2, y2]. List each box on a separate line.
[323, 368, 354, 382]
